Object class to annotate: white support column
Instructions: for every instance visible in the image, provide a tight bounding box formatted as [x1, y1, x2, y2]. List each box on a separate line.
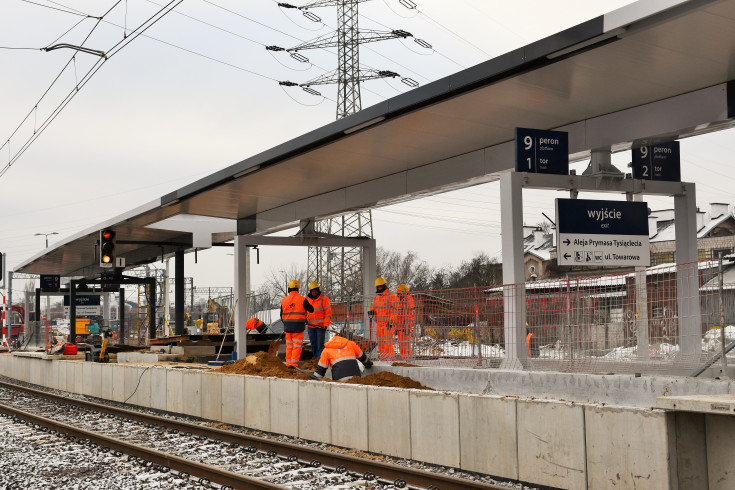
[103, 293, 112, 322]
[362, 239, 377, 337]
[234, 236, 251, 360]
[500, 172, 527, 368]
[631, 193, 649, 360]
[674, 182, 701, 359]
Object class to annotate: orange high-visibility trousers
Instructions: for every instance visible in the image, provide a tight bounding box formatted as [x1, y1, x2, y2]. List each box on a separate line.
[285, 332, 304, 366]
[396, 330, 412, 358]
[376, 322, 395, 359]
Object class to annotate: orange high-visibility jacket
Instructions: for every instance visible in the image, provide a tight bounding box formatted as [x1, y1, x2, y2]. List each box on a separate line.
[307, 294, 332, 329]
[395, 294, 415, 332]
[281, 291, 312, 333]
[246, 318, 264, 331]
[313, 335, 369, 381]
[370, 290, 399, 324]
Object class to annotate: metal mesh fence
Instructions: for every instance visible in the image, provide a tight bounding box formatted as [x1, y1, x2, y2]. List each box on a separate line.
[332, 260, 735, 374]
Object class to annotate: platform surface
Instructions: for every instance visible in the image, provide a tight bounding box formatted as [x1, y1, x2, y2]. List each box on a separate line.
[657, 393, 735, 415]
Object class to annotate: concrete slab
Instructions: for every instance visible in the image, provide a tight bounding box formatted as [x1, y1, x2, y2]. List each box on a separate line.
[30, 358, 41, 385]
[585, 406, 677, 489]
[100, 363, 113, 400]
[244, 376, 270, 431]
[73, 362, 83, 395]
[47, 360, 58, 390]
[82, 362, 93, 396]
[56, 360, 67, 392]
[331, 383, 367, 450]
[658, 393, 735, 415]
[166, 368, 184, 414]
[88, 363, 102, 399]
[270, 378, 299, 437]
[367, 387, 411, 459]
[65, 361, 76, 393]
[705, 414, 735, 490]
[201, 372, 222, 421]
[150, 367, 168, 411]
[111, 363, 126, 403]
[299, 381, 331, 444]
[459, 394, 518, 480]
[182, 370, 203, 418]
[132, 366, 152, 408]
[117, 352, 182, 363]
[517, 400, 586, 490]
[674, 412, 708, 489]
[410, 390, 460, 468]
[221, 374, 245, 427]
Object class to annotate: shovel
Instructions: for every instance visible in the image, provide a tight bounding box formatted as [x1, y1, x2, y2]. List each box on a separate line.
[292, 365, 319, 380]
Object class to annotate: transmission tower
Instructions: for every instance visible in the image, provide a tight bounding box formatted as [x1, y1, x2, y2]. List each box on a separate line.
[280, 0, 409, 299]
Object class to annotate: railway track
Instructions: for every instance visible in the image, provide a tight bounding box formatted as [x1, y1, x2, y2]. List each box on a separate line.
[0, 378, 509, 490]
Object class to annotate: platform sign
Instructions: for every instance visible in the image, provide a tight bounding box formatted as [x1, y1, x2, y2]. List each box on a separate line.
[631, 141, 681, 181]
[63, 294, 101, 316]
[515, 128, 569, 175]
[40, 274, 60, 290]
[556, 199, 650, 267]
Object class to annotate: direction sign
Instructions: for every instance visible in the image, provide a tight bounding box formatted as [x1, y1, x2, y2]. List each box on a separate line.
[556, 199, 650, 267]
[515, 128, 569, 175]
[40, 274, 60, 290]
[631, 141, 681, 181]
[63, 294, 101, 307]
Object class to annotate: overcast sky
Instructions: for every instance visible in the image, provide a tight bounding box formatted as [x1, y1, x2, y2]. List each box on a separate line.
[2, 0, 733, 300]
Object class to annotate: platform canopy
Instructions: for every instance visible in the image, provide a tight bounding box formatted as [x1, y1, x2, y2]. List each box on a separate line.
[17, 0, 735, 277]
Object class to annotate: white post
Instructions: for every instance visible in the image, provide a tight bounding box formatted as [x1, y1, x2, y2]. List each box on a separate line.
[631, 193, 649, 360]
[163, 257, 171, 332]
[362, 239, 377, 338]
[674, 183, 701, 359]
[234, 236, 251, 360]
[500, 172, 527, 368]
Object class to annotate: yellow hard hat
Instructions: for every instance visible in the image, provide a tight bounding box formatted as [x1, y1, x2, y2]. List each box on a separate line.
[375, 277, 387, 287]
[397, 284, 409, 293]
[288, 279, 300, 289]
[308, 281, 320, 290]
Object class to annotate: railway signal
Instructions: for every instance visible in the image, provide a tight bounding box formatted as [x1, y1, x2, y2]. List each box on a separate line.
[99, 229, 115, 268]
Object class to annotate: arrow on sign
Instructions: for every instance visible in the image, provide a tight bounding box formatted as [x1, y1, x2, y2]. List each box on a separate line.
[564, 253, 571, 260]
[563, 238, 570, 246]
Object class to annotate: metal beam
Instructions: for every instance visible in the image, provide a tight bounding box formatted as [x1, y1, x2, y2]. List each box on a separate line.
[236, 235, 376, 248]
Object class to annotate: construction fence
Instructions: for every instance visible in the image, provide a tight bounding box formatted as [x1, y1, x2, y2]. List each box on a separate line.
[329, 260, 735, 374]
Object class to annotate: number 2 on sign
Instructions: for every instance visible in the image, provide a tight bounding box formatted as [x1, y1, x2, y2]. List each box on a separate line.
[524, 135, 533, 170]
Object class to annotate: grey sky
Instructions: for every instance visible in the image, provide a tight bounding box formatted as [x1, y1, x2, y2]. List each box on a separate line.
[4, 0, 729, 295]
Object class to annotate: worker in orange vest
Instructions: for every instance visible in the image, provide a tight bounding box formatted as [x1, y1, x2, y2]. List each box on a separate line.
[368, 277, 399, 360]
[312, 335, 372, 381]
[280, 280, 314, 367]
[526, 327, 539, 358]
[306, 282, 331, 359]
[245, 317, 266, 333]
[395, 284, 415, 359]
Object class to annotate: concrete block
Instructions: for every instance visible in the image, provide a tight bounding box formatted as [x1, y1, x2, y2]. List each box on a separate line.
[30, 359, 42, 386]
[270, 378, 299, 437]
[112, 363, 126, 403]
[517, 400, 586, 490]
[331, 383, 367, 450]
[367, 387, 411, 459]
[82, 362, 93, 396]
[182, 370, 202, 418]
[128, 366, 151, 408]
[675, 412, 708, 489]
[88, 363, 102, 399]
[73, 362, 84, 395]
[585, 406, 676, 489]
[100, 364, 113, 400]
[459, 394, 518, 480]
[46, 360, 58, 390]
[221, 374, 245, 427]
[410, 390, 460, 468]
[166, 368, 184, 414]
[0, 355, 8, 377]
[705, 414, 735, 490]
[201, 372, 222, 421]
[149, 367, 168, 411]
[56, 360, 67, 392]
[22, 357, 31, 382]
[299, 381, 331, 444]
[244, 375, 270, 431]
[124, 366, 141, 405]
[65, 361, 76, 393]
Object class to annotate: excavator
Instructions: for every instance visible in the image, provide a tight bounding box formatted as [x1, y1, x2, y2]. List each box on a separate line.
[193, 298, 230, 334]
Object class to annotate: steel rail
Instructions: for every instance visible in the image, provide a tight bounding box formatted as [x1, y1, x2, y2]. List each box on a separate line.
[0, 379, 506, 490]
[0, 401, 282, 489]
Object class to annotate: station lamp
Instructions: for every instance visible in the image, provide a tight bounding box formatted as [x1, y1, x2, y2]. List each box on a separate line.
[100, 229, 116, 268]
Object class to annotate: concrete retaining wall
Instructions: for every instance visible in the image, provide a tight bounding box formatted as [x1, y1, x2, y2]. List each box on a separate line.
[0, 354, 721, 489]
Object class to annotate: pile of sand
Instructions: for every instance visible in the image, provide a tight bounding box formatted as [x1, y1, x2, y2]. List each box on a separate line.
[343, 371, 431, 390]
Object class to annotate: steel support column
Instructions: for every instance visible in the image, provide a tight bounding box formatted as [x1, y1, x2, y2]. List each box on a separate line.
[119, 287, 125, 343]
[675, 182, 701, 358]
[500, 172, 527, 368]
[175, 250, 185, 336]
[234, 236, 251, 360]
[147, 277, 157, 341]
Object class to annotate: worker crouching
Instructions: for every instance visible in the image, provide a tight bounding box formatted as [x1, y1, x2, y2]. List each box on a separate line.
[313, 335, 373, 381]
[280, 280, 314, 367]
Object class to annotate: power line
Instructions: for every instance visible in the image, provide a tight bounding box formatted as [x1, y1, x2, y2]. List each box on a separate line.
[20, 0, 92, 17]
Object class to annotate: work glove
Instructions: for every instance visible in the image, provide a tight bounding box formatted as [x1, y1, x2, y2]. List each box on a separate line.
[367, 310, 375, 319]
[363, 359, 373, 368]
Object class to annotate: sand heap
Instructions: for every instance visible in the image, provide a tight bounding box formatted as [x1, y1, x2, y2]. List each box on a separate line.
[215, 351, 431, 389]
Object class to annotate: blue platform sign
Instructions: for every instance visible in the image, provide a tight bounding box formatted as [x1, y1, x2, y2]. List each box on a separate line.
[556, 199, 650, 267]
[63, 294, 101, 307]
[40, 274, 60, 290]
[515, 127, 569, 175]
[631, 141, 681, 182]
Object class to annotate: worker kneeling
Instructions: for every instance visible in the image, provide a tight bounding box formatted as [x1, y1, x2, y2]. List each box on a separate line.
[313, 335, 373, 381]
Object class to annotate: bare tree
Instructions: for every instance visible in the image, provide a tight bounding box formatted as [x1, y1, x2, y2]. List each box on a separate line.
[376, 247, 433, 291]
